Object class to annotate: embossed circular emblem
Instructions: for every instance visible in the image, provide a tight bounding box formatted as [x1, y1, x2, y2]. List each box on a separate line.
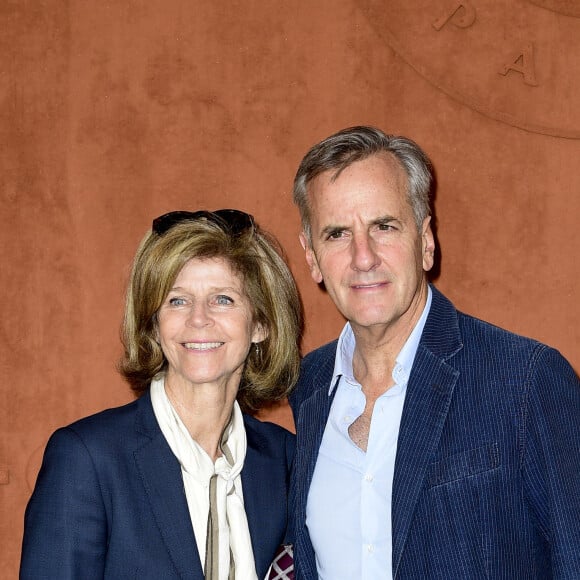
[526, 0, 580, 18]
[358, 0, 580, 138]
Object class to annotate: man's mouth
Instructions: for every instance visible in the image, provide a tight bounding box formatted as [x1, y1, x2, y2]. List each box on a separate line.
[351, 281, 388, 290]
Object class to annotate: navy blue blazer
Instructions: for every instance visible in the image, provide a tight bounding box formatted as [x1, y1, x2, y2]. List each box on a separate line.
[290, 285, 580, 579]
[21, 391, 295, 579]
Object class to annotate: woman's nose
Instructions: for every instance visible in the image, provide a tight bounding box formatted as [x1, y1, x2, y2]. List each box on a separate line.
[186, 302, 213, 327]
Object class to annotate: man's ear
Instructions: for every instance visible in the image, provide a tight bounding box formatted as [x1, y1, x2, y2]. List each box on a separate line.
[299, 232, 323, 284]
[421, 216, 435, 272]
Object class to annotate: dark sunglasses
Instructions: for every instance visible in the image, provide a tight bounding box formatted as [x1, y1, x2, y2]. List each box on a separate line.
[152, 209, 255, 236]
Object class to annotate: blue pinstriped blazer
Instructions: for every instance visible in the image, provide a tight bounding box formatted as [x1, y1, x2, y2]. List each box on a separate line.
[290, 285, 580, 579]
[21, 391, 294, 579]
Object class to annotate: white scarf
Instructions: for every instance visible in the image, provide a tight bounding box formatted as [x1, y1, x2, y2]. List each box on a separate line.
[150, 377, 258, 580]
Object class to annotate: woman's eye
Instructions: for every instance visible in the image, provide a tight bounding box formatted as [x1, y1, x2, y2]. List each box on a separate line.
[168, 297, 187, 306]
[215, 295, 234, 305]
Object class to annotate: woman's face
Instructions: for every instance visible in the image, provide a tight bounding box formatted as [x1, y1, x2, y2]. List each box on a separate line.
[156, 257, 266, 394]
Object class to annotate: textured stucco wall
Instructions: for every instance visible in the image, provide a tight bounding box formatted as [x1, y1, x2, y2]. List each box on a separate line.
[2, 1, 579, 574]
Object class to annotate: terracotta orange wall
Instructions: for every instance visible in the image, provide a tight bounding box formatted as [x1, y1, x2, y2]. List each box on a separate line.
[2, 1, 579, 574]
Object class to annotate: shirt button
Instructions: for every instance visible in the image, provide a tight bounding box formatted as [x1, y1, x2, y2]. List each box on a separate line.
[344, 415, 352, 423]
[364, 473, 374, 482]
[367, 544, 374, 553]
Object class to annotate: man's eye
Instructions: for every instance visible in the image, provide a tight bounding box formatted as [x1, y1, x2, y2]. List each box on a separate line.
[377, 222, 396, 231]
[215, 295, 234, 305]
[326, 230, 344, 240]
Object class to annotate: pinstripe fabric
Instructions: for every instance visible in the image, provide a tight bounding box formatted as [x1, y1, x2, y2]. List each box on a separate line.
[289, 285, 580, 579]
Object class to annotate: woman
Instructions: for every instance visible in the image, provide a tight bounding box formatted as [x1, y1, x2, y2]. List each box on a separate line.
[21, 209, 302, 579]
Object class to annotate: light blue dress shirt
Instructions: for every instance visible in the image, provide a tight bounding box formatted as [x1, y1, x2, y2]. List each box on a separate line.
[306, 288, 432, 579]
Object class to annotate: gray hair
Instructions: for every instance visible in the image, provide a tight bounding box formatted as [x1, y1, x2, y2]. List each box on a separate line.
[293, 126, 433, 244]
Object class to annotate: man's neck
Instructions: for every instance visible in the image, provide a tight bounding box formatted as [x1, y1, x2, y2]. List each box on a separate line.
[350, 287, 429, 383]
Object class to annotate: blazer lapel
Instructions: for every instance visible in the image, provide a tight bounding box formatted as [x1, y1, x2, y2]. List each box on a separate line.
[293, 357, 337, 579]
[242, 446, 270, 577]
[391, 286, 462, 576]
[133, 395, 204, 579]
[242, 419, 291, 578]
[295, 348, 338, 508]
[296, 384, 337, 491]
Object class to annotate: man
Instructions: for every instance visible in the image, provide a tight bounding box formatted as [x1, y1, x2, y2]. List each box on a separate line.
[289, 126, 580, 579]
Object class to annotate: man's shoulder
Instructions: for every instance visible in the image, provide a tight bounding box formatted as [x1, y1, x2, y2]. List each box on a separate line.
[428, 285, 544, 355]
[300, 339, 339, 388]
[289, 340, 338, 416]
[302, 339, 339, 369]
[430, 292, 578, 388]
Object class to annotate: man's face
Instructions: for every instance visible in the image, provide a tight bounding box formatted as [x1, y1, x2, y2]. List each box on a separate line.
[300, 153, 435, 337]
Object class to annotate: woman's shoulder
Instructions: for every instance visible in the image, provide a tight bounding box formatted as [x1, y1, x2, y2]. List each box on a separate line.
[243, 414, 295, 472]
[67, 395, 143, 432]
[243, 414, 295, 452]
[46, 394, 150, 456]
[243, 413, 293, 437]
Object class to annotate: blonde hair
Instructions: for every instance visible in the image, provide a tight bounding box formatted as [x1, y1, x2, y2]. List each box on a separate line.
[119, 216, 302, 413]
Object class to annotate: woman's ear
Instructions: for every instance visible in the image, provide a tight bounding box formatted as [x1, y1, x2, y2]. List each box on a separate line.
[252, 322, 268, 344]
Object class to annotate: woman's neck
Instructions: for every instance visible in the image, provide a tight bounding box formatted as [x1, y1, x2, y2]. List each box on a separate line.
[164, 378, 237, 461]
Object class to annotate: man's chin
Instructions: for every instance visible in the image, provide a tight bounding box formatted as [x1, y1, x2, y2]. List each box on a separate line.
[347, 309, 394, 330]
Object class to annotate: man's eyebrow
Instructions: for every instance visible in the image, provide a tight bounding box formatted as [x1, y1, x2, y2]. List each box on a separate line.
[371, 214, 397, 224]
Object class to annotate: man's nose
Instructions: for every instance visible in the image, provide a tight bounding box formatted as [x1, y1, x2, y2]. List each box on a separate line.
[351, 233, 380, 272]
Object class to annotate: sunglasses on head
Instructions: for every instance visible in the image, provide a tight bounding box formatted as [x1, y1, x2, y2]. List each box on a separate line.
[152, 209, 255, 236]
